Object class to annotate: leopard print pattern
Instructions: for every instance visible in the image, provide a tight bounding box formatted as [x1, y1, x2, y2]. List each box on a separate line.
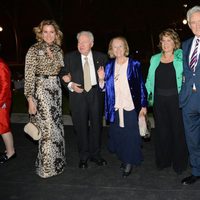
[34, 76, 65, 178]
[24, 41, 64, 99]
[24, 42, 65, 178]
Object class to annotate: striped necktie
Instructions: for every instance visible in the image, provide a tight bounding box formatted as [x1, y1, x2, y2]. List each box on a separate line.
[190, 39, 200, 71]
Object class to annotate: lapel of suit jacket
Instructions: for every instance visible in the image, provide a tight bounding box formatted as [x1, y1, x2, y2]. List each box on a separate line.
[196, 40, 200, 72]
[92, 51, 98, 70]
[185, 38, 194, 71]
[76, 51, 84, 84]
[91, 51, 98, 78]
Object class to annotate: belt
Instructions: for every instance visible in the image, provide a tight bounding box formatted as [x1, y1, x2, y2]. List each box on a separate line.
[35, 74, 57, 79]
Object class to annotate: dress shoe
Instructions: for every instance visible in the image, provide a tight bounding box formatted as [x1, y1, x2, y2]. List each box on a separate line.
[0, 152, 5, 156]
[78, 160, 88, 169]
[90, 158, 107, 166]
[0, 152, 16, 164]
[181, 175, 200, 185]
[122, 164, 132, 178]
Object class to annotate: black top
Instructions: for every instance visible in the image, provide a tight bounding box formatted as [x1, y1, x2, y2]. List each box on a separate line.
[155, 62, 178, 96]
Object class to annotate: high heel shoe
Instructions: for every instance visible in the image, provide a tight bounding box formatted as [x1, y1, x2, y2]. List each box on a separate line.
[122, 163, 132, 178]
[0, 152, 16, 164]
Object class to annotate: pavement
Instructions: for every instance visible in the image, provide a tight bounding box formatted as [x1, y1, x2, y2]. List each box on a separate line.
[1, 114, 199, 200]
[10, 113, 155, 127]
[10, 113, 73, 125]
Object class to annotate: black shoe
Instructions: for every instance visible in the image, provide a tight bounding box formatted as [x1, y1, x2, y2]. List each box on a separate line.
[78, 160, 88, 169]
[122, 164, 132, 178]
[90, 158, 107, 166]
[0, 152, 5, 155]
[181, 175, 200, 185]
[0, 152, 16, 164]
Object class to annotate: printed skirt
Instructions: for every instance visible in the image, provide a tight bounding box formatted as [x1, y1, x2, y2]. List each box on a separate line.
[34, 76, 65, 178]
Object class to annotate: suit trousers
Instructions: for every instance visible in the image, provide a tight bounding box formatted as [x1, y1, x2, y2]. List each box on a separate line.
[182, 92, 200, 176]
[70, 86, 102, 161]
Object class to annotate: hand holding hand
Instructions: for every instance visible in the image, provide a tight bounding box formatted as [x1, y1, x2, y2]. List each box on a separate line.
[71, 82, 84, 93]
[62, 73, 71, 83]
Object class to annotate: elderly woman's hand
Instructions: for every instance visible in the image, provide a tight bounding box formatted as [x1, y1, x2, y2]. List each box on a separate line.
[97, 66, 105, 81]
[139, 107, 147, 118]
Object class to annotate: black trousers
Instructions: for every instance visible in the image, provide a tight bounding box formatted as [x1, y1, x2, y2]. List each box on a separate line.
[153, 94, 188, 172]
[70, 87, 103, 161]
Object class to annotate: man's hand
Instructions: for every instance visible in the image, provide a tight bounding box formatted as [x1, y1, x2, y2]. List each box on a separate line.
[71, 82, 84, 93]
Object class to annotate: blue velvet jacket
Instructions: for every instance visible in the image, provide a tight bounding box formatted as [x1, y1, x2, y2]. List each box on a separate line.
[105, 58, 148, 122]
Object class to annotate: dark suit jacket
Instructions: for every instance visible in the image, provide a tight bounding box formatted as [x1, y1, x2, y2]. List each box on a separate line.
[60, 50, 108, 110]
[179, 37, 200, 107]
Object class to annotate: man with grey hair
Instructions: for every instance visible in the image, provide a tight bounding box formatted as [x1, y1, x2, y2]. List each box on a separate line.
[179, 5, 200, 185]
[60, 31, 108, 169]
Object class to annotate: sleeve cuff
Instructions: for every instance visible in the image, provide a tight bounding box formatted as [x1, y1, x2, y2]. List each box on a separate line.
[68, 82, 74, 92]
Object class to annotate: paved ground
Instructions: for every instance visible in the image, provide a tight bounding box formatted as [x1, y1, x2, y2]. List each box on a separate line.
[10, 113, 155, 127]
[0, 117, 199, 200]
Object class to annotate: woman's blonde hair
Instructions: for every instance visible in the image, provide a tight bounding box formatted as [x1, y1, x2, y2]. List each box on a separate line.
[33, 20, 63, 46]
[108, 36, 129, 58]
[158, 28, 180, 51]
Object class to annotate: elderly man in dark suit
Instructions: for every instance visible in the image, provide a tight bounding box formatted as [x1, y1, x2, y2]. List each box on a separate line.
[180, 6, 200, 185]
[60, 31, 108, 169]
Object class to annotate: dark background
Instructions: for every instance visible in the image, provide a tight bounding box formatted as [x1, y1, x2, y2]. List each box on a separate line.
[0, 0, 199, 65]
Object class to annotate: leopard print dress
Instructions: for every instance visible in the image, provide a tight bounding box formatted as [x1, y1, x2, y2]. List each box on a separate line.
[24, 42, 65, 178]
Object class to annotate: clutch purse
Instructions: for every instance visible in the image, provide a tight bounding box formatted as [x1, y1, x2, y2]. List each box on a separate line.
[24, 121, 41, 140]
[138, 115, 151, 138]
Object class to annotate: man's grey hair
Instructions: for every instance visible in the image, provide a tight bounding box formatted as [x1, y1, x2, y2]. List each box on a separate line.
[77, 31, 94, 42]
[187, 5, 200, 22]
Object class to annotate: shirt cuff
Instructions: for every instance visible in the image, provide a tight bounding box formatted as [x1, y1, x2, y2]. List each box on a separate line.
[99, 80, 105, 89]
[68, 82, 74, 92]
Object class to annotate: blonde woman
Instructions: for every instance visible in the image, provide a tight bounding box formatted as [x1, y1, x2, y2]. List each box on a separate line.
[98, 36, 147, 177]
[24, 20, 65, 178]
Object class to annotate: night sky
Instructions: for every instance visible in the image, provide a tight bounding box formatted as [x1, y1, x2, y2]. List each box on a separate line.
[0, 0, 199, 63]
